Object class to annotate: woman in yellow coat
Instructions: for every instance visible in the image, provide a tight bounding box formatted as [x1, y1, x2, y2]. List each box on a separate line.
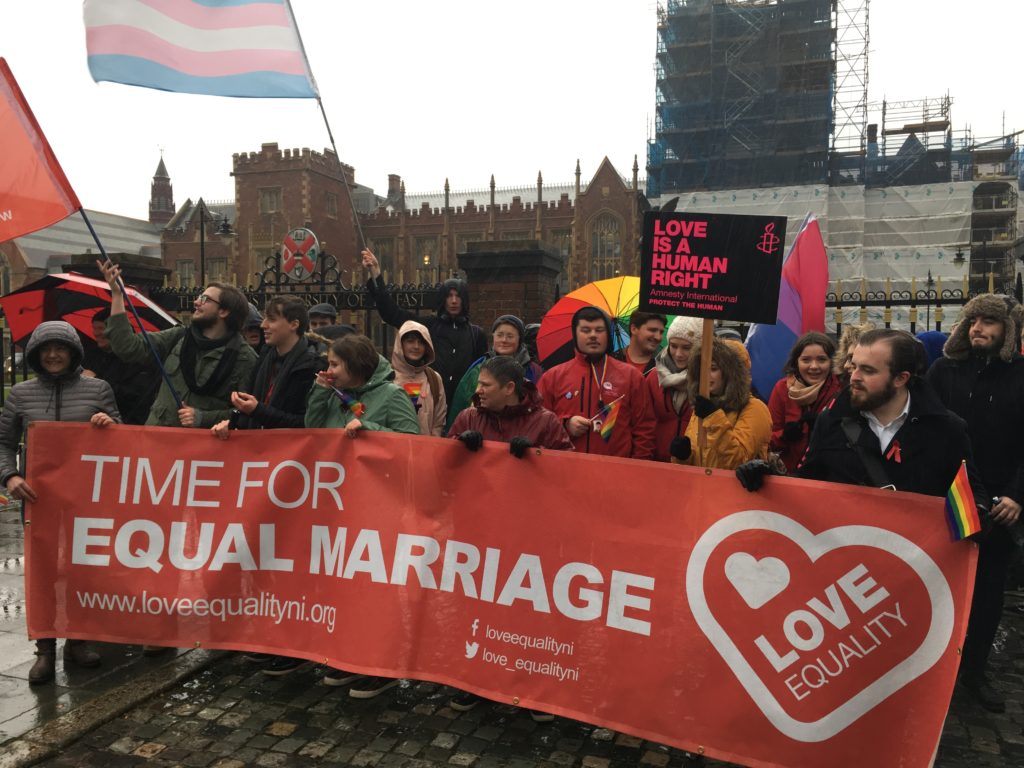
[670, 338, 771, 469]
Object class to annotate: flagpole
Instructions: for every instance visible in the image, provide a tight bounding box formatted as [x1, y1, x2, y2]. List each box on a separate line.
[78, 209, 185, 409]
[285, 1, 368, 259]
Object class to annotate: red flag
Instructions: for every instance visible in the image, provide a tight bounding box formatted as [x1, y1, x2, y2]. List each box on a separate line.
[0, 58, 80, 243]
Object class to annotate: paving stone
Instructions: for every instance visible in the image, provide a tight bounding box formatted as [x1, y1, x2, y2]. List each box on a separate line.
[132, 742, 167, 758]
[432, 732, 461, 750]
[270, 736, 305, 754]
[107, 736, 145, 755]
[351, 748, 385, 767]
[265, 721, 299, 737]
[395, 739, 425, 756]
[547, 751, 575, 766]
[640, 750, 670, 767]
[449, 753, 479, 766]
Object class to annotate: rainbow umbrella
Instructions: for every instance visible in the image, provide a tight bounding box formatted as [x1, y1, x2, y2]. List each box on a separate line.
[538, 276, 654, 369]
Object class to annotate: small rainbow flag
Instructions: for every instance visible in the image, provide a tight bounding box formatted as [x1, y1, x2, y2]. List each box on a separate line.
[594, 396, 624, 443]
[945, 460, 981, 541]
[402, 383, 423, 407]
[331, 388, 366, 418]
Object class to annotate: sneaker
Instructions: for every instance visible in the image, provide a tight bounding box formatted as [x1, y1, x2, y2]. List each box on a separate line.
[529, 709, 555, 723]
[322, 668, 365, 687]
[348, 676, 400, 699]
[960, 671, 1006, 713]
[243, 652, 272, 664]
[263, 656, 305, 676]
[449, 691, 481, 711]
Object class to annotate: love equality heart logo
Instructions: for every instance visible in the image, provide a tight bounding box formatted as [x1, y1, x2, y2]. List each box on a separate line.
[686, 510, 955, 743]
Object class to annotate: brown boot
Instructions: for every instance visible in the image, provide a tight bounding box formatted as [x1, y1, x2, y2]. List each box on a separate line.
[63, 639, 101, 668]
[29, 639, 56, 685]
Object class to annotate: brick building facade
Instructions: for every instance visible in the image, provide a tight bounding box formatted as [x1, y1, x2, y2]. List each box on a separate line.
[156, 144, 649, 305]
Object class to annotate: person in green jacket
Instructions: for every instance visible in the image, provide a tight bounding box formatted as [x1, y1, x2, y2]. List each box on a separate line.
[305, 333, 418, 697]
[306, 333, 420, 437]
[97, 259, 258, 429]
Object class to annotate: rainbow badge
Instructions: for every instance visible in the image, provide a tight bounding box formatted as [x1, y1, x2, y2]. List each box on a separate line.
[403, 383, 423, 408]
[593, 396, 624, 443]
[945, 460, 981, 541]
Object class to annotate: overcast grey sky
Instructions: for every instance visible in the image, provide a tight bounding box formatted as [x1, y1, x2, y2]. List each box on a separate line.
[1, 1, 1020, 221]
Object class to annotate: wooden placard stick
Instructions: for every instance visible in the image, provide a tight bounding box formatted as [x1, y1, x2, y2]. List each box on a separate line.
[696, 317, 715, 466]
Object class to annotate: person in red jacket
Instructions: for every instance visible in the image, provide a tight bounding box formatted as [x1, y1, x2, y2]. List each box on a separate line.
[447, 355, 571, 721]
[647, 315, 702, 461]
[449, 356, 572, 453]
[767, 331, 842, 472]
[538, 306, 655, 459]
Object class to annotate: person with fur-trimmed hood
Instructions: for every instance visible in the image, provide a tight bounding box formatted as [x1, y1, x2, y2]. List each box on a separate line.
[538, 306, 655, 459]
[671, 337, 771, 469]
[927, 293, 1024, 713]
[361, 249, 486, 404]
[391, 320, 447, 437]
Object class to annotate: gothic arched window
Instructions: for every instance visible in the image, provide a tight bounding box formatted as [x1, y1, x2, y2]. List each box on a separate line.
[589, 213, 622, 281]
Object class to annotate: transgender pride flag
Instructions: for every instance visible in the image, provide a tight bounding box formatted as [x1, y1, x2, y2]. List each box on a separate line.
[83, 0, 317, 99]
[745, 213, 829, 400]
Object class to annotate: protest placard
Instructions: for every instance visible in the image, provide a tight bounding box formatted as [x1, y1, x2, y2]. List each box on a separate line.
[639, 211, 787, 323]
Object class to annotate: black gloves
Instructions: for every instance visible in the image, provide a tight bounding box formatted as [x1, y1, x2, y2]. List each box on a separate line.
[509, 436, 533, 459]
[669, 436, 692, 461]
[457, 431, 483, 452]
[736, 460, 774, 492]
[693, 395, 718, 420]
[781, 421, 804, 442]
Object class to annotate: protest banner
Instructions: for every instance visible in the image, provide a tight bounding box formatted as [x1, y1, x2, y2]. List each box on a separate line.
[25, 423, 975, 768]
[639, 211, 787, 323]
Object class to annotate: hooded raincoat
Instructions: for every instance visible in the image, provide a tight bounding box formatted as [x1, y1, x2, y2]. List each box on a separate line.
[679, 338, 771, 470]
[391, 320, 447, 437]
[305, 354, 420, 434]
[0, 321, 121, 486]
[538, 308, 655, 459]
[448, 383, 572, 450]
[367, 275, 486, 403]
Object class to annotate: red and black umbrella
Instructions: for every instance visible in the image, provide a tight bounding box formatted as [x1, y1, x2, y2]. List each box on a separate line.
[0, 273, 178, 346]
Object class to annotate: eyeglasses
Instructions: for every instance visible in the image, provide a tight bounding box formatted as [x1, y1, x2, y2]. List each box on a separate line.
[196, 294, 221, 306]
[493, 333, 518, 341]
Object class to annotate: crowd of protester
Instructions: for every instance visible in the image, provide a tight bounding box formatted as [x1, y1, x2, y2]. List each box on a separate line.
[2, 251, 1020, 723]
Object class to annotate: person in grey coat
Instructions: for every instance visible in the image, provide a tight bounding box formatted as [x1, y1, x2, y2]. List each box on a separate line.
[0, 321, 120, 685]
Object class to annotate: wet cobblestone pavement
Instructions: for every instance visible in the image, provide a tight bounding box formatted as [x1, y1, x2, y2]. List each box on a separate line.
[23, 601, 1024, 768]
[4, 498, 1024, 767]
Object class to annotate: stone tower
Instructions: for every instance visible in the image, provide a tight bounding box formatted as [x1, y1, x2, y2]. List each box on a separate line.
[149, 155, 175, 227]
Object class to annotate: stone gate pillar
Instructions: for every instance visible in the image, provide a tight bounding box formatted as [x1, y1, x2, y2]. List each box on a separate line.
[456, 240, 564, 330]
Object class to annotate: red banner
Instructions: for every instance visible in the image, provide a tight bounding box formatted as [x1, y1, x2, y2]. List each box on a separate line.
[25, 423, 976, 768]
[0, 58, 80, 243]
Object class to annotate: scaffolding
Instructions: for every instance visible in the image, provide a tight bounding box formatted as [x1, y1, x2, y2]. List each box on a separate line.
[866, 96, 953, 187]
[828, 0, 869, 185]
[647, 0, 835, 196]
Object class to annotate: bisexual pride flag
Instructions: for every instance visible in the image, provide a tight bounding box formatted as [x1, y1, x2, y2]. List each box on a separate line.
[945, 460, 981, 541]
[83, 0, 318, 98]
[745, 213, 829, 401]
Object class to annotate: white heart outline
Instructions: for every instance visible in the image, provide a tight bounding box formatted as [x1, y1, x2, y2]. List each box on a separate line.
[685, 510, 955, 743]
